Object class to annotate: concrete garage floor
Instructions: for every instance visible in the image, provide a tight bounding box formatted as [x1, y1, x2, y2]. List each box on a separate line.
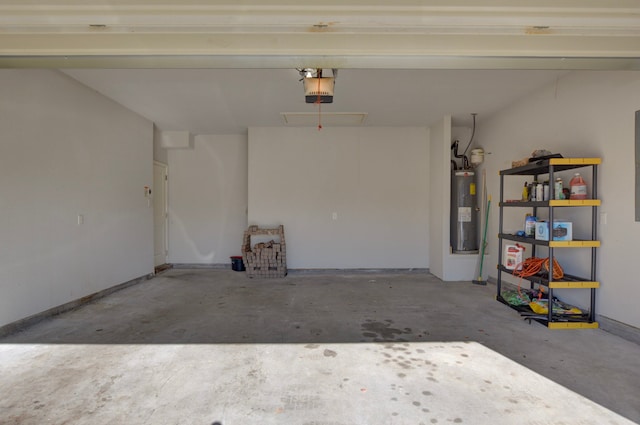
[1, 269, 639, 424]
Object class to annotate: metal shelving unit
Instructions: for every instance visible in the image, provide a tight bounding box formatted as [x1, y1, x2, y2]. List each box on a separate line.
[496, 158, 601, 329]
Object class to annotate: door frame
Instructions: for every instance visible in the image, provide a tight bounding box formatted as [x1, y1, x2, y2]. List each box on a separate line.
[153, 160, 169, 267]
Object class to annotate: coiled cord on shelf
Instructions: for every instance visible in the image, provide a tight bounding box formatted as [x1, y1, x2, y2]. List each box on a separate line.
[513, 257, 564, 300]
[513, 257, 564, 280]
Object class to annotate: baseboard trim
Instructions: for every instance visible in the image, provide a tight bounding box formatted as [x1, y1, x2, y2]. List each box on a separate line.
[0, 274, 151, 338]
[597, 315, 640, 345]
[288, 268, 430, 274]
[172, 263, 230, 269]
[170, 265, 430, 273]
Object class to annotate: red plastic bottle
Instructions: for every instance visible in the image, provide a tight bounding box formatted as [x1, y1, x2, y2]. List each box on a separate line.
[569, 173, 587, 200]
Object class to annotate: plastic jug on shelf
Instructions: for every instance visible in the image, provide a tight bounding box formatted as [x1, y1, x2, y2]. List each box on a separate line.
[569, 173, 587, 200]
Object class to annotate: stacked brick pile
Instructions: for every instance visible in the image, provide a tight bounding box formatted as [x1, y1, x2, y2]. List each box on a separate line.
[241, 225, 287, 278]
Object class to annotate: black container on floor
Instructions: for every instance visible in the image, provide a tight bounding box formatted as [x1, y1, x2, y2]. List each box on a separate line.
[230, 256, 245, 272]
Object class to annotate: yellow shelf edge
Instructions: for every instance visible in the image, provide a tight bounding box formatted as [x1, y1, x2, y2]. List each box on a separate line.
[549, 240, 600, 248]
[548, 199, 601, 207]
[548, 281, 600, 289]
[548, 322, 599, 329]
[549, 158, 602, 165]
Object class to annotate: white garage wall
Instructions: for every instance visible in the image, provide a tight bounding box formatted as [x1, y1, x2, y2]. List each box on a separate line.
[0, 70, 154, 328]
[168, 134, 248, 264]
[248, 127, 429, 269]
[428, 118, 448, 279]
[153, 125, 169, 164]
[428, 118, 480, 282]
[478, 70, 640, 328]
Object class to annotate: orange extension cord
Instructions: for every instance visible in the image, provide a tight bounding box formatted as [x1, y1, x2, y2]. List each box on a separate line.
[513, 257, 564, 299]
[513, 257, 564, 280]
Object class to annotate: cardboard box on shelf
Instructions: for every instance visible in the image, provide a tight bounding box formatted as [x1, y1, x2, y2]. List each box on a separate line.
[504, 244, 526, 271]
[535, 221, 573, 241]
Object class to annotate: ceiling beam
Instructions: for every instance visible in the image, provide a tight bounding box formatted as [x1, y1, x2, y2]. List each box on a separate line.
[1, 1, 639, 68]
[2, 55, 639, 70]
[1, 33, 640, 56]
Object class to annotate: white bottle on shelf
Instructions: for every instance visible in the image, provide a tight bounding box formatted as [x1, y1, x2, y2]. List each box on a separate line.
[536, 183, 543, 202]
[543, 181, 550, 201]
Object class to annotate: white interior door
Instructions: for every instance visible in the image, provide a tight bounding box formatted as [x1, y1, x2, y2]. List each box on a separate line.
[153, 161, 168, 267]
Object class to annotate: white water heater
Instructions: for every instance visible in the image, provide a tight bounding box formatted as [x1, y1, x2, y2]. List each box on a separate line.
[451, 170, 479, 253]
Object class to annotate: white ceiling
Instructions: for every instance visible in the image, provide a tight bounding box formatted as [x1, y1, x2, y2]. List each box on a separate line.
[4, 1, 640, 135]
[62, 68, 568, 134]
